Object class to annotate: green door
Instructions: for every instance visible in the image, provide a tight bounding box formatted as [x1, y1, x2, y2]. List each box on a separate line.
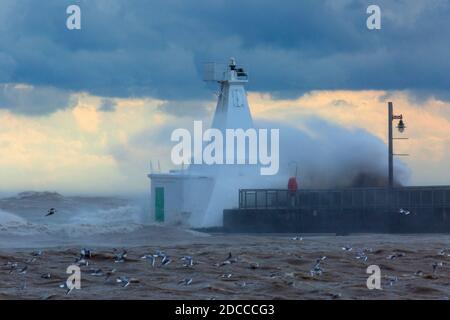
[155, 187, 165, 222]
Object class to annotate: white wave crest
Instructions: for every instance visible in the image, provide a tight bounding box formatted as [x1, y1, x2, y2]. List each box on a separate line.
[0, 206, 145, 237]
[0, 209, 46, 235]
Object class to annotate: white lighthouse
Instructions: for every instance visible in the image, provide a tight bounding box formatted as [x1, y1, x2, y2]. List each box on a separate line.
[148, 58, 262, 227]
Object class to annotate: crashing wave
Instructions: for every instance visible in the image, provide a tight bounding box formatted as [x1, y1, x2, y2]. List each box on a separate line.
[0, 209, 46, 235]
[0, 205, 144, 237]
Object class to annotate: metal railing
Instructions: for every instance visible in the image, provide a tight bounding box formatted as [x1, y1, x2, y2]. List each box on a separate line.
[239, 186, 450, 210]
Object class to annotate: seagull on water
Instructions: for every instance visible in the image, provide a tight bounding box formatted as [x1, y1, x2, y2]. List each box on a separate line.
[161, 255, 172, 266]
[89, 268, 104, 277]
[310, 257, 326, 276]
[6, 262, 18, 274]
[114, 250, 128, 263]
[116, 276, 130, 287]
[141, 254, 156, 267]
[224, 252, 238, 265]
[104, 269, 116, 281]
[310, 265, 323, 276]
[356, 252, 368, 262]
[31, 250, 43, 257]
[80, 248, 92, 259]
[154, 250, 166, 258]
[76, 258, 89, 267]
[59, 282, 75, 295]
[17, 265, 28, 274]
[387, 252, 405, 260]
[388, 276, 398, 286]
[181, 256, 194, 267]
[178, 278, 193, 286]
[432, 262, 444, 274]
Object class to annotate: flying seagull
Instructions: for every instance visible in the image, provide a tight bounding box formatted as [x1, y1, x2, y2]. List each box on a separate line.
[26, 257, 37, 264]
[399, 208, 411, 216]
[45, 208, 57, 217]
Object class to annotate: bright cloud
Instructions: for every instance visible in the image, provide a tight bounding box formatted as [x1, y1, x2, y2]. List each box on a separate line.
[0, 89, 448, 194]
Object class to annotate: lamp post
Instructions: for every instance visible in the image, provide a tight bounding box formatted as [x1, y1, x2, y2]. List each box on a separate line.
[388, 102, 408, 188]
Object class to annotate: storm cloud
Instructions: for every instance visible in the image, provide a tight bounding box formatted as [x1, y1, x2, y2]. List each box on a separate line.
[0, 84, 76, 115]
[0, 0, 449, 114]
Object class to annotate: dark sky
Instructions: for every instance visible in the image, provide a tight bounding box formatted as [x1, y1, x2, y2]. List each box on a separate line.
[1, 0, 450, 114]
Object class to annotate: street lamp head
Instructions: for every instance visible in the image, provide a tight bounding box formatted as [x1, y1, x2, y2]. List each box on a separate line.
[397, 119, 406, 133]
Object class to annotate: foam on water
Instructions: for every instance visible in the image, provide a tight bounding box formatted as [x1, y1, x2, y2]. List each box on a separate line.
[0, 209, 27, 225]
[0, 203, 146, 237]
[60, 205, 145, 236]
[0, 209, 45, 235]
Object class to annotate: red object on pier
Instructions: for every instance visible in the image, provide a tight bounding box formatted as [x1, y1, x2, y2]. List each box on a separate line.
[288, 177, 298, 192]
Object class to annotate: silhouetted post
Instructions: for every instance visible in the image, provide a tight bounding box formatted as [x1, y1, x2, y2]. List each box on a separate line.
[388, 102, 394, 188]
[388, 102, 408, 188]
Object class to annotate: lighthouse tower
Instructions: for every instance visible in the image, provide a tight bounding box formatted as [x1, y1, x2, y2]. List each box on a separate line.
[148, 58, 260, 227]
[210, 58, 253, 131]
